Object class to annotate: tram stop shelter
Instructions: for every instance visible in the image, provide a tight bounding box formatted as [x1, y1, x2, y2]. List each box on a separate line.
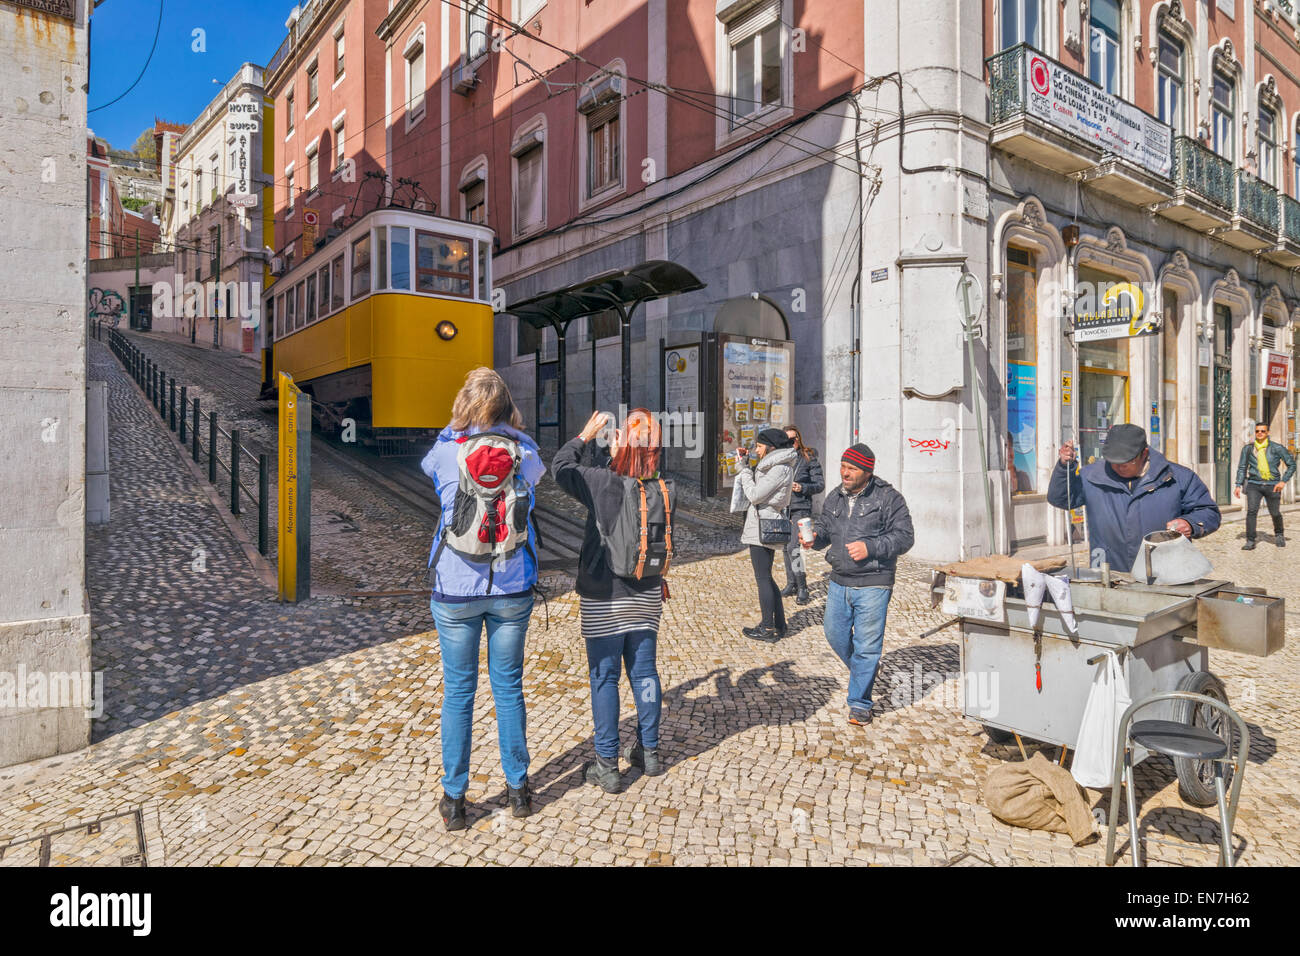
[501, 259, 705, 439]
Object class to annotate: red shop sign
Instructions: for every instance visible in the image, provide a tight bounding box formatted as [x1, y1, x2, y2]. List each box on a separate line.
[1264, 351, 1290, 391]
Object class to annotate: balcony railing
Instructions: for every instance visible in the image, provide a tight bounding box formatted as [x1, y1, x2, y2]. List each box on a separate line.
[986, 44, 1027, 126]
[1280, 194, 1300, 244]
[1171, 136, 1232, 210]
[1234, 170, 1279, 232]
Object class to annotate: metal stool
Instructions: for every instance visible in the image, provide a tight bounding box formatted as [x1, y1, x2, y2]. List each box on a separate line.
[1104, 691, 1249, 867]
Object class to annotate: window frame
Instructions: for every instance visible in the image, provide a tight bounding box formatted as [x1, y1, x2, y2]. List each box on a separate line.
[306, 58, 319, 111]
[285, 89, 295, 138]
[1258, 105, 1278, 187]
[404, 28, 427, 129]
[1212, 70, 1235, 163]
[415, 229, 474, 299]
[511, 120, 547, 239]
[467, 0, 490, 61]
[715, 0, 792, 148]
[1000, 0, 1042, 52]
[351, 233, 371, 300]
[1156, 31, 1185, 136]
[1088, 0, 1122, 96]
[334, 28, 345, 82]
[584, 100, 623, 201]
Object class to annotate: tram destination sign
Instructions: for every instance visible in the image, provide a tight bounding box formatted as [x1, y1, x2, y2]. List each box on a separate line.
[1023, 50, 1172, 178]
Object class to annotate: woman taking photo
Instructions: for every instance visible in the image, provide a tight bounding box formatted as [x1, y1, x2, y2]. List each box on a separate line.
[553, 409, 672, 794]
[779, 425, 824, 605]
[734, 427, 797, 641]
[422, 368, 544, 831]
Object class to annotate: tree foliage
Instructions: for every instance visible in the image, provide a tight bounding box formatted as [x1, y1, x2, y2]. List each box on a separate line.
[132, 128, 157, 162]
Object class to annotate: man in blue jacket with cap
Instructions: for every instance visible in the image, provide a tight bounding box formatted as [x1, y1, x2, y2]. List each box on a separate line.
[1047, 423, 1220, 572]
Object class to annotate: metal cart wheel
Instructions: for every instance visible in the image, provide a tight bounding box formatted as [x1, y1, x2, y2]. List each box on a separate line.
[983, 725, 1017, 745]
[1172, 671, 1233, 807]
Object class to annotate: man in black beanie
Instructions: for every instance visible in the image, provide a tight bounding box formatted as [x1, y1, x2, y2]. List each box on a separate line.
[802, 442, 914, 726]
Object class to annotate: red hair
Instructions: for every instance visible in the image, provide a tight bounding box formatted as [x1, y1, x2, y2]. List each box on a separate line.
[610, 408, 661, 479]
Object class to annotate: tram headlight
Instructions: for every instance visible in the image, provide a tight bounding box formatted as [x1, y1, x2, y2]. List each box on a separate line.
[436, 320, 458, 341]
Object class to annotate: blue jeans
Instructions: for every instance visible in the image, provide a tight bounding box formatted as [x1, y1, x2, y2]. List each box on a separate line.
[432, 594, 534, 798]
[584, 630, 661, 759]
[823, 581, 892, 712]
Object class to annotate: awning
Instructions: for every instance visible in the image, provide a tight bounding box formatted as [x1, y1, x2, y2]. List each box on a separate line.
[502, 259, 705, 332]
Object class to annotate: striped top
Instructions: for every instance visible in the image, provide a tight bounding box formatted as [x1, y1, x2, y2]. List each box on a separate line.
[580, 590, 663, 640]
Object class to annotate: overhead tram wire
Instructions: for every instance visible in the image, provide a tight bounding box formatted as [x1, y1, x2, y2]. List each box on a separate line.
[89, 0, 164, 113]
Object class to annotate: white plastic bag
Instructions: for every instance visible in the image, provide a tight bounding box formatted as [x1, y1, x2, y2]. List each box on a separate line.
[1070, 650, 1133, 789]
[729, 477, 748, 513]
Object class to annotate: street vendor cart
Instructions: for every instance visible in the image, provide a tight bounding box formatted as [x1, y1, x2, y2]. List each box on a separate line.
[930, 563, 1285, 807]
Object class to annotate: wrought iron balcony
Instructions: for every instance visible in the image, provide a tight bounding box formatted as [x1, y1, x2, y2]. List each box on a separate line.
[1170, 137, 1232, 210]
[1234, 171, 1279, 233]
[1282, 195, 1300, 245]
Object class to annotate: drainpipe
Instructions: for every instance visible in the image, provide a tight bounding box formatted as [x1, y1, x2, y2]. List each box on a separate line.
[848, 94, 865, 447]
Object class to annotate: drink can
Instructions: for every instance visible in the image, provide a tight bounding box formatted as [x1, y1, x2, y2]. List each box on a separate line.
[797, 517, 815, 544]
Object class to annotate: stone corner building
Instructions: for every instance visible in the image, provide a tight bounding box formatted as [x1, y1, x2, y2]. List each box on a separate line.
[260, 0, 1298, 562]
[0, 0, 91, 768]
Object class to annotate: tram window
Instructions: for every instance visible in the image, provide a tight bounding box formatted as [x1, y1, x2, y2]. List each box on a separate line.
[275, 293, 284, 338]
[295, 281, 305, 330]
[306, 274, 317, 325]
[390, 227, 411, 290]
[477, 241, 489, 302]
[317, 265, 331, 317]
[331, 256, 345, 311]
[352, 234, 371, 299]
[416, 230, 472, 297]
[376, 229, 388, 292]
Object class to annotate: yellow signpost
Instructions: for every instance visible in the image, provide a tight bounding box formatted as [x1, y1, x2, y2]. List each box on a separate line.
[278, 372, 311, 601]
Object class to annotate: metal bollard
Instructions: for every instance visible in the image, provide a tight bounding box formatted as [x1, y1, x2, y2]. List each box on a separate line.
[192, 398, 201, 462]
[169, 378, 176, 431]
[180, 386, 188, 443]
[230, 429, 241, 516]
[208, 412, 217, 484]
[158, 369, 166, 419]
[145, 360, 152, 400]
[257, 453, 269, 555]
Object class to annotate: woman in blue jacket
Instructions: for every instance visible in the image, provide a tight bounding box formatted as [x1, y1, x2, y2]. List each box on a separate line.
[421, 368, 544, 831]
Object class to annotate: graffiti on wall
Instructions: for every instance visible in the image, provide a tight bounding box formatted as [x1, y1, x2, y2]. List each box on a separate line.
[88, 288, 126, 326]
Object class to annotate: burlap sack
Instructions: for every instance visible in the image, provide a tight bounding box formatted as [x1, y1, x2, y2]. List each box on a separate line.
[984, 751, 1096, 845]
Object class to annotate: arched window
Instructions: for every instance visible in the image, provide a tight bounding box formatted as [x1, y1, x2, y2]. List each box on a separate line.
[1156, 31, 1185, 135]
[1258, 106, 1278, 187]
[1089, 0, 1122, 94]
[1211, 71, 1235, 162]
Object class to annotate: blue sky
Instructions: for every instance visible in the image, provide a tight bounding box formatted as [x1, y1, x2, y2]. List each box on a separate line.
[88, 0, 294, 150]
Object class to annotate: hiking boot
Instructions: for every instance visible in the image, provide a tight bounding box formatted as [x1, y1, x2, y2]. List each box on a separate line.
[848, 707, 873, 726]
[625, 742, 665, 777]
[743, 624, 781, 642]
[1242, 540, 1256, 551]
[742, 624, 770, 639]
[506, 779, 532, 818]
[795, 574, 811, 605]
[779, 581, 798, 598]
[439, 792, 467, 832]
[585, 755, 623, 793]
[1277, 535, 1287, 548]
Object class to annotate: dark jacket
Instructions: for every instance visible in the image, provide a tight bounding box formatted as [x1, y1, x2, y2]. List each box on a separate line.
[1235, 440, 1295, 487]
[1047, 450, 1220, 572]
[788, 452, 825, 515]
[810, 477, 915, 588]
[552, 437, 668, 600]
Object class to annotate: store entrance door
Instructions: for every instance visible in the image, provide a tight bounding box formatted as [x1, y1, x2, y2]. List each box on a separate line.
[1213, 364, 1232, 505]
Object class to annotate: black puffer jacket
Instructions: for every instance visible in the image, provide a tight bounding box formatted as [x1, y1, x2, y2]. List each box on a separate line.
[810, 476, 915, 588]
[788, 453, 825, 516]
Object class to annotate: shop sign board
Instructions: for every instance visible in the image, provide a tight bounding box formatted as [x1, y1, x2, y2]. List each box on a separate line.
[1023, 50, 1173, 177]
[1263, 351, 1290, 391]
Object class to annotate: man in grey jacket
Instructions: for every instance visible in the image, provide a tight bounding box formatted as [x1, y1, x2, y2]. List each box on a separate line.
[802, 443, 914, 725]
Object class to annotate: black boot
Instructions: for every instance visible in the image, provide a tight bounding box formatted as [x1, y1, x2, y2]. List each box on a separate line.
[585, 754, 623, 793]
[779, 580, 798, 598]
[439, 792, 467, 832]
[506, 778, 532, 818]
[795, 573, 810, 605]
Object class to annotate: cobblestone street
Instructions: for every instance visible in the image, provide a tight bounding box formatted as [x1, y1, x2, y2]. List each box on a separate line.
[0, 336, 1296, 866]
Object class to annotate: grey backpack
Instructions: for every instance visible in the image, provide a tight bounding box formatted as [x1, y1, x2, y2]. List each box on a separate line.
[597, 476, 676, 579]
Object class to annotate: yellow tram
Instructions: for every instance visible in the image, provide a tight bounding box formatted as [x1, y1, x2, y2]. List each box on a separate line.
[260, 207, 494, 450]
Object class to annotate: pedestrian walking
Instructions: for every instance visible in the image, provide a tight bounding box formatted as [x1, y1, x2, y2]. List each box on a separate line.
[733, 427, 798, 641]
[1234, 421, 1295, 550]
[779, 424, 824, 606]
[421, 368, 544, 831]
[554, 409, 674, 794]
[802, 443, 914, 725]
[1048, 424, 1219, 570]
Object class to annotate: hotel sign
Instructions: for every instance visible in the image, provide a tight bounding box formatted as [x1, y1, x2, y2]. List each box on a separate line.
[1023, 50, 1173, 178]
[11, 1, 76, 18]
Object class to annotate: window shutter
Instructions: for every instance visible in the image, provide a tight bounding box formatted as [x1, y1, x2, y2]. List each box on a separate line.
[723, 0, 780, 44]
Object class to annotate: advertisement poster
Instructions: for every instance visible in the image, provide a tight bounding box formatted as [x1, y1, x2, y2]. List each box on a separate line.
[664, 345, 699, 413]
[718, 336, 794, 489]
[1073, 279, 1157, 342]
[1007, 362, 1037, 493]
[1022, 50, 1172, 177]
[537, 361, 559, 427]
[1264, 351, 1290, 391]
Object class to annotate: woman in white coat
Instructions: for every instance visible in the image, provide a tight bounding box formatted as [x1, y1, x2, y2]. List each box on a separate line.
[734, 427, 798, 640]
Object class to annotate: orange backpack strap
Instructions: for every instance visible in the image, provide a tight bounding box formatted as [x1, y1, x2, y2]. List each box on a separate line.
[658, 478, 672, 576]
[634, 480, 650, 579]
